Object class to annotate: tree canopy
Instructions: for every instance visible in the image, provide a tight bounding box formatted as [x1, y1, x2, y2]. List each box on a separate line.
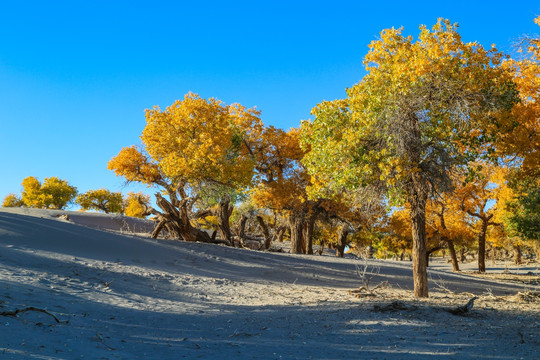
[20, 176, 77, 210]
[76, 189, 124, 214]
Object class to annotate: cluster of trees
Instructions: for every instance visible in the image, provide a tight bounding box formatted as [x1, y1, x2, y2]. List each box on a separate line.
[3, 176, 77, 210]
[107, 18, 539, 298]
[4, 18, 538, 298]
[2, 176, 150, 218]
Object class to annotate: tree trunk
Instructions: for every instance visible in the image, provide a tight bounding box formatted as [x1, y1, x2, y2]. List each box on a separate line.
[426, 246, 444, 267]
[151, 218, 167, 239]
[408, 186, 429, 298]
[289, 212, 305, 254]
[446, 239, 460, 271]
[304, 213, 317, 255]
[460, 247, 467, 262]
[238, 215, 248, 239]
[513, 245, 522, 265]
[154, 192, 215, 244]
[216, 199, 234, 244]
[491, 246, 497, 265]
[335, 225, 350, 257]
[477, 220, 488, 273]
[256, 216, 272, 250]
[275, 225, 286, 243]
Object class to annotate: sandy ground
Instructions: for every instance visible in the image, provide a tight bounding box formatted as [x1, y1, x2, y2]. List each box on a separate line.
[0, 208, 539, 359]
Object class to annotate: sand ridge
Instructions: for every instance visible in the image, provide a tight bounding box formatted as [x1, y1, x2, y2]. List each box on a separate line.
[0, 209, 539, 359]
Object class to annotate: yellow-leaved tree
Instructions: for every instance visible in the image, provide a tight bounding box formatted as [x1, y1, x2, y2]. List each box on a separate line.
[454, 162, 512, 272]
[108, 93, 262, 244]
[20, 176, 77, 210]
[497, 17, 540, 246]
[300, 19, 518, 297]
[499, 16, 540, 178]
[76, 189, 124, 214]
[2, 193, 24, 208]
[250, 126, 317, 253]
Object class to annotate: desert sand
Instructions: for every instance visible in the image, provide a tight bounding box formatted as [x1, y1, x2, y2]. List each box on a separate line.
[0, 208, 538, 359]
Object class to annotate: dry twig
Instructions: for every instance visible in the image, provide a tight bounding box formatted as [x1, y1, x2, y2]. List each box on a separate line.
[96, 332, 116, 350]
[0, 306, 68, 324]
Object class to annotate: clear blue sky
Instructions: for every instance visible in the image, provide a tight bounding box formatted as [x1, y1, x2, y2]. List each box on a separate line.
[1, 0, 539, 207]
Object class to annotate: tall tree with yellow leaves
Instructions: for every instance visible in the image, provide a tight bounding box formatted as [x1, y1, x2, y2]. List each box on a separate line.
[301, 19, 518, 297]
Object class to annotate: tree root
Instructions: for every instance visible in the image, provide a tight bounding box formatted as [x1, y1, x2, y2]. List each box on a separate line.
[0, 306, 68, 324]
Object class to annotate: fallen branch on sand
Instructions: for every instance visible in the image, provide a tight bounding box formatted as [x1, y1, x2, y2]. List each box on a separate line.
[446, 296, 478, 316]
[349, 281, 390, 297]
[372, 296, 480, 315]
[373, 300, 416, 312]
[0, 306, 68, 324]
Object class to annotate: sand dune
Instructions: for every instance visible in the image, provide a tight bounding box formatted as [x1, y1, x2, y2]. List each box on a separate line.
[0, 209, 538, 359]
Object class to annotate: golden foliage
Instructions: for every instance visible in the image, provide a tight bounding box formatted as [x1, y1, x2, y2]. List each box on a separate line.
[21, 176, 77, 210]
[499, 16, 540, 177]
[250, 127, 309, 213]
[123, 192, 151, 218]
[2, 193, 24, 208]
[301, 18, 516, 200]
[76, 189, 124, 214]
[107, 146, 162, 185]
[141, 92, 262, 188]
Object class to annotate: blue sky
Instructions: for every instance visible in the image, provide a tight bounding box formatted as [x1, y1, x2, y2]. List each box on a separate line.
[1, 1, 540, 207]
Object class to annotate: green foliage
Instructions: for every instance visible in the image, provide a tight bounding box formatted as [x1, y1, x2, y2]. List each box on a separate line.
[507, 185, 540, 240]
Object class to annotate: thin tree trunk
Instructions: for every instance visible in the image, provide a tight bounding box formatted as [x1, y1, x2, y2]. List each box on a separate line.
[478, 220, 488, 273]
[426, 246, 443, 267]
[513, 245, 522, 264]
[409, 186, 429, 298]
[335, 225, 350, 257]
[238, 215, 248, 239]
[304, 213, 317, 255]
[275, 225, 286, 243]
[446, 239, 460, 271]
[460, 247, 466, 262]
